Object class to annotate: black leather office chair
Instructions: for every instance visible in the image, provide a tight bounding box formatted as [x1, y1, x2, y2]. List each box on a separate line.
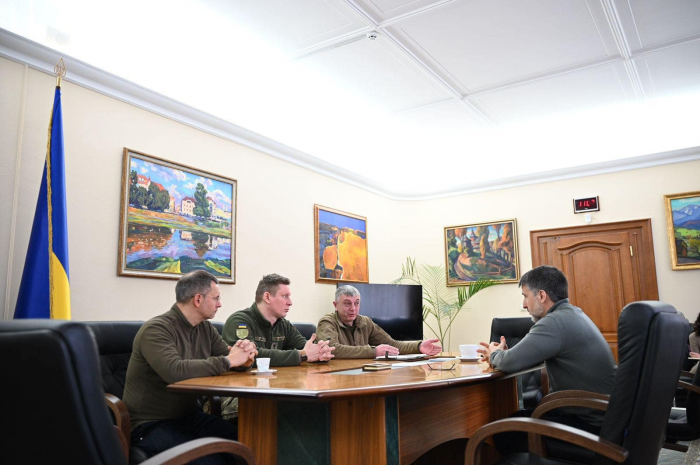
[292, 322, 317, 340]
[667, 368, 700, 446]
[490, 317, 544, 408]
[85, 321, 149, 463]
[0, 319, 255, 465]
[675, 322, 695, 408]
[466, 301, 687, 465]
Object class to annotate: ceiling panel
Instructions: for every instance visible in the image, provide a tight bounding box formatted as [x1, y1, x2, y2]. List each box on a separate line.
[2, 0, 699, 198]
[385, 0, 619, 93]
[352, 0, 451, 24]
[635, 41, 700, 98]
[472, 62, 635, 124]
[395, 99, 486, 132]
[208, 0, 369, 54]
[300, 34, 452, 112]
[613, 0, 700, 53]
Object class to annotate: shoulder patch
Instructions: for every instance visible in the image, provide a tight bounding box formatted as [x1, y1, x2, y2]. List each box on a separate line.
[236, 324, 248, 339]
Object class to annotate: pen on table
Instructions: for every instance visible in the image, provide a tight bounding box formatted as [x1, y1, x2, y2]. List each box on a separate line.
[385, 350, 389, 360]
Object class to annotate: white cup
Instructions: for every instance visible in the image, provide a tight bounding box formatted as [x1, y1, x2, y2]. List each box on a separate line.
[459, 344, 479, 358]
[256, 357, 271, 372]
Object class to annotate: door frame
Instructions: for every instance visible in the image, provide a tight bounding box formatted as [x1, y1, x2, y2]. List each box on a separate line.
[530, 219, 659, 301]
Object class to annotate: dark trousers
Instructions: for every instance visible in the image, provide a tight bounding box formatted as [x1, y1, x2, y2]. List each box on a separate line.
[131, 411, 238, 465]
[494, 408, 601, 457]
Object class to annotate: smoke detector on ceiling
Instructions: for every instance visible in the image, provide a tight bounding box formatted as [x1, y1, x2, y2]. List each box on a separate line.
[366, 32, 378, 41]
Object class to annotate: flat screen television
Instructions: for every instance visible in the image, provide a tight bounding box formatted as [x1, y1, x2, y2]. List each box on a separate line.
[337, 283, 423, 341]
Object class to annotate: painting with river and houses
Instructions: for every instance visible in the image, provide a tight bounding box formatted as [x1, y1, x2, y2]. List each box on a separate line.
[118, 148, 236, 283]
[444, 219, 519, 286]
[314, 205, 369, 284]
[664, 191, 700, 271]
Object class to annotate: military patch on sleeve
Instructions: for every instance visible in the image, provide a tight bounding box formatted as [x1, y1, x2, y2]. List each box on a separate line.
[236, 324, 249, 339]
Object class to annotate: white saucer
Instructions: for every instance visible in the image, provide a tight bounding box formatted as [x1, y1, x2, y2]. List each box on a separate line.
[458, 356, 482, 362]
[251, 369, 277, 375]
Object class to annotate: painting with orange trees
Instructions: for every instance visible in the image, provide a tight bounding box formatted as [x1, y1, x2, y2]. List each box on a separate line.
[444, 219, 519, 286]
[314, 205, 368, 284]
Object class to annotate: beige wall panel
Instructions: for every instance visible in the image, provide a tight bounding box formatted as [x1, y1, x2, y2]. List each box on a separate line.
[0, 59, 26, 318]
[2, 57, 698, 351]
[406, 161, 700, 349]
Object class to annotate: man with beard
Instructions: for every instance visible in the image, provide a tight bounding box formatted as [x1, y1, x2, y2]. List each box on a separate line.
[477, 265, 616, 456]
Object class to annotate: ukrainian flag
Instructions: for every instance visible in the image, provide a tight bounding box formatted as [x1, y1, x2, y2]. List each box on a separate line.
[14, 85, 71, 320]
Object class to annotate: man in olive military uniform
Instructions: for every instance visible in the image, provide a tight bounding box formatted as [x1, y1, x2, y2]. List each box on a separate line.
[222, 273, 334, 365]
[219, 274, 334, 419]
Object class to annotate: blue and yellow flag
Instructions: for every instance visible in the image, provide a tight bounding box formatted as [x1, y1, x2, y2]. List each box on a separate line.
[14, 85, 71, 320]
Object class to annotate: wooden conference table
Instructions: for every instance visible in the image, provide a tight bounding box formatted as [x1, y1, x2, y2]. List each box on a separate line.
[169, 357, 533, 464]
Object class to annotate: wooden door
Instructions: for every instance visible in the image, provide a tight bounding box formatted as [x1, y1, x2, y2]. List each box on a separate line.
[530, 219, 659, 358]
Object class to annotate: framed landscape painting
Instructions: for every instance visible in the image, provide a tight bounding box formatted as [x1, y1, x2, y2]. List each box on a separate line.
[118, 148, 237, 283]
[444, 219, 519, 286]
[314, 205, 368, 284]
[664, 191, 700, 271]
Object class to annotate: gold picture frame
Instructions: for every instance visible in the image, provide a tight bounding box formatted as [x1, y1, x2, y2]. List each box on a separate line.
[664, 191, 700, 271]
[118, 148, 237, 282]
[444, 219, 519, 286]
[314, 205, 368, 284]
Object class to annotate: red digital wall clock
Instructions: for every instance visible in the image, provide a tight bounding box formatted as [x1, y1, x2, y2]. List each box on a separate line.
[573, 196, 599, 213]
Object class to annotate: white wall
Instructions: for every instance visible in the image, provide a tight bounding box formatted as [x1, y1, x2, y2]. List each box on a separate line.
[2, 57, 699, 350]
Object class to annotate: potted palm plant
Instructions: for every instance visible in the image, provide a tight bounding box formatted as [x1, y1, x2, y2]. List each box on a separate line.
[392, 257, 496, 352]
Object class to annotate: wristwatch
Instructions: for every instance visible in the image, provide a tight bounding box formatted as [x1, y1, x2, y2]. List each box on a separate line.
[300, 350, 308, 362]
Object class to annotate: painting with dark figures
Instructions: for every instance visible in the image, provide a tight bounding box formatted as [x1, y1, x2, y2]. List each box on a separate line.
[444, 219, 519, 286]
[118, 148, 237, 282]
[314, 205, 368, 284]
[665, 191, 700, 271]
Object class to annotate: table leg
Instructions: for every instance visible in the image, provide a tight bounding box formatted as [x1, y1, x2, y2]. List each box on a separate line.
[330, 395, 398, 465]
[239, 398, 277, 464]
[398, 377, 518, 464]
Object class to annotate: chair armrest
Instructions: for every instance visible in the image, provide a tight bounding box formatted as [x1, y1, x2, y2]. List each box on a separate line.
[538, 390, 610, 406]
[532, 397, 610, 419]
[141, 438, 256, 465]
[681, 370, 695, 378]
[105, 393, 130, 461]
[663, 442, 689, 453]
[464, 418, 628, 465]
[540, 367, 549, 396]
[678, 380, 700, 395]
[530, 397, 610, 454]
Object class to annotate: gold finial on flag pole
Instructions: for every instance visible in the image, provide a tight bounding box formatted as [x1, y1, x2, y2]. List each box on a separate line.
[54, 58, 66, 87]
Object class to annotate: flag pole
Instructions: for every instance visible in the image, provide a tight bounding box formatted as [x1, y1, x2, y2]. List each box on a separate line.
[54, 58, 66, 88]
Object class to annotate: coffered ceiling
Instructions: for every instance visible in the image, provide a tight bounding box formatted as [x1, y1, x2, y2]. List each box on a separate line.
[1, 0, 699, 199]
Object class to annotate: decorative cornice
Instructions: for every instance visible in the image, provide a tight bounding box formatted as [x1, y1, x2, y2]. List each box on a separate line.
[1, 28, 698, 201]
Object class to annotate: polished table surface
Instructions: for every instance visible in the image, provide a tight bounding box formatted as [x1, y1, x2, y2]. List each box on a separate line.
[169, 357, 532, 464]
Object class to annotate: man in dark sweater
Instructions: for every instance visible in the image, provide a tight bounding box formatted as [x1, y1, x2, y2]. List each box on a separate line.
[123, 270, 257, 463]
[478, 265, 617, 456]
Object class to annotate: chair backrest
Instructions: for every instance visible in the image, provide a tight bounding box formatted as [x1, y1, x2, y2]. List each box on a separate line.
[596, 301, 687, 465]
[211, 320, 224, 336]
[686, 369, 700, 430]
[84, 321, 143, 399]
[490, 317, 542, 407]
[292, 322, 317, 340]
[490, 317, 534, 347]
[0, 319, 126, 465]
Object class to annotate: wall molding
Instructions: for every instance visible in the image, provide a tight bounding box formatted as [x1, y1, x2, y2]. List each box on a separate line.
[1, 28, 698, 201]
